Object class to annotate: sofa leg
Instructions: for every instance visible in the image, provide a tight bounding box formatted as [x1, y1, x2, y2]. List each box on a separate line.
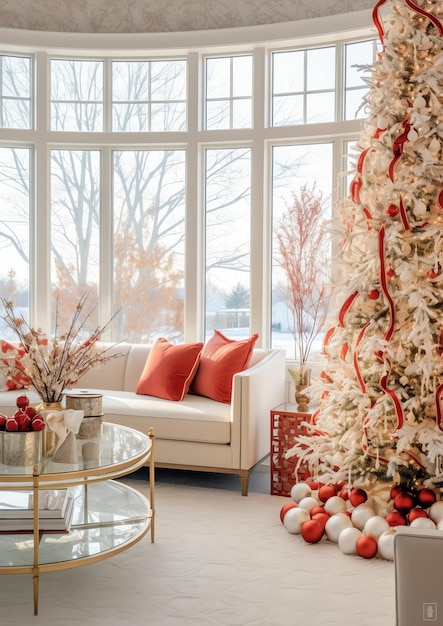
[240, 471, 249, 496]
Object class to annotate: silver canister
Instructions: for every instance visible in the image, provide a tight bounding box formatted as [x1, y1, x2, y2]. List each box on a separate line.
[66, 393, 104, 440]
[1, 430, 42, 466]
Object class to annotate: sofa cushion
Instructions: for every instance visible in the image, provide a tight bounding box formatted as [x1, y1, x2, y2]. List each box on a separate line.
[136, 338, 203, 401]
[190, 330, 258, 403]
[79, 388, 231, 444]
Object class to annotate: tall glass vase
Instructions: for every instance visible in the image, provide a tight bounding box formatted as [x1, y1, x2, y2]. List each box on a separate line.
[295, 369, 311, 412]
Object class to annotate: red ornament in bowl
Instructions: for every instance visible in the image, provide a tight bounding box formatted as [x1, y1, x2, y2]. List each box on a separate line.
[16, 394, 29, 411]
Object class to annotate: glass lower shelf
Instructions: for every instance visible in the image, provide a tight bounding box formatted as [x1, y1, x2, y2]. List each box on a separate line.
[0, 480, 150, 568]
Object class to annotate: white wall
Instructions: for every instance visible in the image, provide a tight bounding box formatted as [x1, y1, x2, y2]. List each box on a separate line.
[0, 0, 374, 33]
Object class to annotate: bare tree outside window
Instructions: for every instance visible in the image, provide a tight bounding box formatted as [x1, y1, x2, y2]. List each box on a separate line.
[275, 182, 331, 381]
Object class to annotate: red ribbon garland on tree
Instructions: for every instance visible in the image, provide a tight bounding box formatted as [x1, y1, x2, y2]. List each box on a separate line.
[372, 0, 389, 47]
[353, 322, 371, 394]
[389, 118, 411, 182]
[405, 0, 443, 36]
[373, 0, 443, 45]
[399, 197, 411, 231]
[435, 384, 443, 430]
[379, 226, 395, 342]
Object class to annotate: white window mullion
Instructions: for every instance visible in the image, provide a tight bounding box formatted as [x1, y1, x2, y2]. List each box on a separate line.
[184, 51, 202, 341]
[33, 51, 51, 332]
[100, 146, 113, 338]
[250, 46, 267, 347]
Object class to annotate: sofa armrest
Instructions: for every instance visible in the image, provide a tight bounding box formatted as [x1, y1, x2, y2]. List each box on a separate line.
[230, 349, 286, 470]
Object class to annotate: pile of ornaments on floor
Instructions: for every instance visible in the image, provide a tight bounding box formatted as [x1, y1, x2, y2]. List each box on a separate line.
[280, 480, 443, 560]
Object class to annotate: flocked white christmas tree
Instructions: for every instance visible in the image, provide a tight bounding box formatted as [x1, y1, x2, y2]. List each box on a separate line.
[287, 0, 443, 491]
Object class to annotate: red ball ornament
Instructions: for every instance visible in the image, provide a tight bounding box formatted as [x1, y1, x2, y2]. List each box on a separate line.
[308, 480, 320, 490]
[387, 268, 396, 278]
[394, 492, 415, 513]
[408, 508, 428, 524]
[16, 394, 29, 410]
[310, 505, 326, 517]
[385, 511, 407, 527]
[350, 487, 368, 507]
[338, 488, 350, 501]
[0, 413, 6, 428]
[427, 268, 439, 280]
[311, 512, 330, 528]
[417, 488, 437, 508]
[356, 535, 378, 559]
[367, 289, 380, 300]
[318, 485, 337, 502]
[280, 502, 298, 524]
[390, 484, 403, 500]
[5, 417, 18, 431]
[301, 520, 325, 544]
[386, 204, 399, 217]
[18, 414, 31, 431]
[31, 417, 45, 432]
[25, 406, 37, 418]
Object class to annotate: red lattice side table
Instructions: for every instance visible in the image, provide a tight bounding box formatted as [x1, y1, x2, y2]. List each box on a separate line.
[270, 402, 315, 496]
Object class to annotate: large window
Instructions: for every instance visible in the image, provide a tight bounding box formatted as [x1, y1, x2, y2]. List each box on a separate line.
[0, 16, 374, 354]
[112, 149, 186, 342]
[271, 143, 333, 356]
[205, 147, 251, 339]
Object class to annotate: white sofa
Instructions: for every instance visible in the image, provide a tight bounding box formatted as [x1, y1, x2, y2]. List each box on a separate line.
[0, 342, 286, 495]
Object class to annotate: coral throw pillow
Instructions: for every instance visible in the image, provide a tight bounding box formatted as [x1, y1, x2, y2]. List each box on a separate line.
[136, 338, 203, 401]
[190, 330, 259, 403]
[0, 340, 31, 390]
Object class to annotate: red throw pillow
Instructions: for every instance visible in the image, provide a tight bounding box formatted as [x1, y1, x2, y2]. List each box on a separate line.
[190, 330, 259, 403]
[0, 340, 31, 390]
[136, 338, 203, 401]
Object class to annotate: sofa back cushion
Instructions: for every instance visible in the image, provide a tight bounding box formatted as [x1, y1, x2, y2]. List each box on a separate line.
[123, 343, 152, 391]
[136, 338, 203, 401]
[76, 342, 132, 391]
[190, 330, 258, 403]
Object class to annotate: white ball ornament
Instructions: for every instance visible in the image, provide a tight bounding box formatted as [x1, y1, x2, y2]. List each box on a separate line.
[377, 529, 396, 561]
[413, 200, 427, 216]
[324, 496, 347, 516]
[351, 504, 376, 531]
[429, 137, 440, 154]
[377, 116, 389, 130]
[410, 517, 436, 530]
[399, 269, 414, 283]
[429, 501, 443, 524]
[364, 515, 390, 540]
[407, 128, 419, 142]
[283, 507, 310, 534]
[436, 519, 443, 530]
[290, 482, 311, 503]
[298, 496, 320, 513]
[413, 95, 426, 109]
[338, 526, 363, 555]
[325, 513, 353, 543]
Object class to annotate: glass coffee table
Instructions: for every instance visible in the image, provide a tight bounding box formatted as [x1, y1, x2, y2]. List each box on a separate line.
[0, 422, 155, 615]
